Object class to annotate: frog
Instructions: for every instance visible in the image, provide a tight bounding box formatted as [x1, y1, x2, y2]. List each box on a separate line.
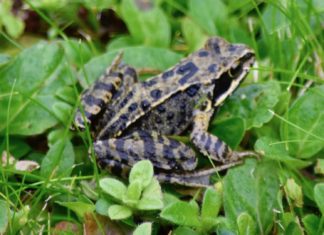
[73, 37, 256, 187]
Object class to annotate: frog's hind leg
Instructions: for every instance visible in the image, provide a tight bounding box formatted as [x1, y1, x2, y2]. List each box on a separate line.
[73, 52, 138, 130]
[190, 104, 256, 164]
[94, 130, 198, 173]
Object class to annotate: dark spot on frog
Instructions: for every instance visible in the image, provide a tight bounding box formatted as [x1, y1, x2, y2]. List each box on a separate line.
[198, 50, 209, 57]
[155, 116, 162, 124]
[141, 100, 150, 110]
[144, 138, 155, 158]
[213, 139, 223, 155]
[162, 146, 175, 160]
[120, 114, 128, 121]
[125, 67, 137, 78]
[186, 84, 200, 97]
[162, 70, 174, 80]
[169, 139, 181, 148]
[212, 42, 221, 54]
[200, 133, 206, 142]
[204, 135, 212, 153]
[177, 62, 199, 85]
[150, 89, 162, 100]
[228, 44, 237, 52]
[157, 105, 166, 113]
[83, 95, 102, 107]
[120, 91, 134, 107]
[93, 82, 116, 93]
[144, 79, 157, 87]
[128, 103, 138, 112]
[111, 163, 123, 176]
[167, 112, 174, 120]
[208, 64, 217, 73]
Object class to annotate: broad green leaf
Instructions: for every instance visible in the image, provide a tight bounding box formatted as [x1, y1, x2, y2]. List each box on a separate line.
[262, 3, 290, 33]
[285, 222, 303, 235]
[223, 159, 280, 234]
[218, 80, 281, 129]
[237, 212, 256, 235]
[314, 183, 324, 214]
[95, 198, 113, 216]
[123, 181, 142, 207]
[10, 205, 30, 233]
[181, 18, 207, 51]
[160, 201, 200, 228]
[79, 47, 182, 88]
[211, 117, 245, 149]
[201, 188, 222, 220]
[121, 0, 170, 47]
[129, 160, 154, 188]
[302, 214, 321, 235]
[188, 0, 228, 35]
[0, 42, 69, 135]
[137, 178, 163, 210]
[55, 201, 95, 218]
[173, 226, 199, 235]
[40, 139, 75, 178]
[0, 200, 9, 233]
[108, 204, 132, 220]
[99, 178, 127, 200]
[254, 137, 311, 169]
[280, 85, 324, 158]
[52, 102, 73, 124]
[61, 40, 92, 67]
[133, 222, 152, 235]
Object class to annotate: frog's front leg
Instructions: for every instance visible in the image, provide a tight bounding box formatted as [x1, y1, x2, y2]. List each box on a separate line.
[94, 130, 198, 173]
[190, 103, 255, 163]
[74, 53, 138, 130]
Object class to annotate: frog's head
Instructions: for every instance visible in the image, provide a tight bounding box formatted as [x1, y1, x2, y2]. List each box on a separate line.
[203, 37, 255, 106]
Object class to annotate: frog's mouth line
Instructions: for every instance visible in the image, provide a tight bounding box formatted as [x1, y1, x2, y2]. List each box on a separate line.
[213, 52, 255, 106]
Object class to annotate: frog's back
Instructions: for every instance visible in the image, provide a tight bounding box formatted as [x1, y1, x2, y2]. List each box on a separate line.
[97, 37, 249, 139]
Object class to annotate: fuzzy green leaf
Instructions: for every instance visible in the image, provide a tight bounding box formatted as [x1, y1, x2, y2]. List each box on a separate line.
[99, 178, 127, 200]
[108, 204, 132, 220]
[160, 201, 200, 228]
[133, 222, 152, 235]
[237, 212, 256, 235]
[123, 181, 142, 207]
[201, 188, 222, 220]
[129, 160, 154, 188]
[137, 178, 163, 210]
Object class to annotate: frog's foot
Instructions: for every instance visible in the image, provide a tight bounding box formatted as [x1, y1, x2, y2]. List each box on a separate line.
[73, 52, 138, 130]
[94, 130, 198, 173]
[156, 161, 242, 187]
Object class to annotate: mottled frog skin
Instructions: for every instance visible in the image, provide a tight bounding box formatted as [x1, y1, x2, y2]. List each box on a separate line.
[74, 37, 255, 186]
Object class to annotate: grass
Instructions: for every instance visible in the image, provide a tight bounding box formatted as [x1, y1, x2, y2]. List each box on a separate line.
[0, 0, 323, 234]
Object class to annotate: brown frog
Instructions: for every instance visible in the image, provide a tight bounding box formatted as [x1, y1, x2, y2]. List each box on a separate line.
[73, 37, 255, 186]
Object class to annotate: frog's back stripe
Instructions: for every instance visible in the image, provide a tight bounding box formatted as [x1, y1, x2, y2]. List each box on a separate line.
[74, 53, 132, 129]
